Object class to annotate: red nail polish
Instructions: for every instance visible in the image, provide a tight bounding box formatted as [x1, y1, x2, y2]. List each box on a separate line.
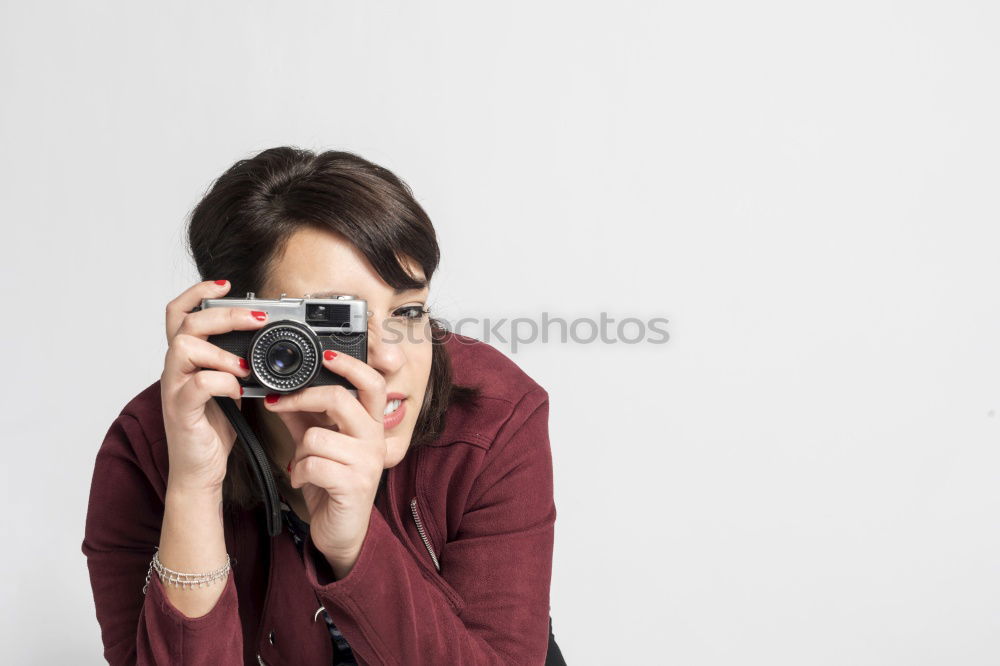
[239, 386, 244, 396]
[252, 311, 267, 321]
[324, 350, 337, 361]
[286, 461, 292, 473]
[266, 394, 280, 404]
[239, 358, 249, 370]
[214, 279, 227, 286]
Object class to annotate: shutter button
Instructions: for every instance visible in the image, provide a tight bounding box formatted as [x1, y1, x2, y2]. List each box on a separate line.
[267, 630, 276, 645]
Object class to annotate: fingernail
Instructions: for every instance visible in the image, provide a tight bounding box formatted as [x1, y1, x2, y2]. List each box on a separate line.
[324, 350, 338, 361]
[265, 394, 280, 404]
[252, 311, 267, 321]
[286, 461, 292, 473]
[239, 386, 244, 396]
[214, 279, 228, 286]
[239, 358, 249, 370]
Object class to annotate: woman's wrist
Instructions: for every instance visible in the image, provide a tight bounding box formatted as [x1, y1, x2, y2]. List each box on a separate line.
[161, 483, 226, 556]
[326, 546, 361, 581]
[166, 475, 225, 502]
[158, 482, 229, 617]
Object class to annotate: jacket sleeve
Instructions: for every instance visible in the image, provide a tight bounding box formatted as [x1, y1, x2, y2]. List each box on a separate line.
[300, 387, 557, 665]
[81, 413, 244, 665]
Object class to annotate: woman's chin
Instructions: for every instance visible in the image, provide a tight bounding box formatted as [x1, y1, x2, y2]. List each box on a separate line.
[383, 434, 413, 469]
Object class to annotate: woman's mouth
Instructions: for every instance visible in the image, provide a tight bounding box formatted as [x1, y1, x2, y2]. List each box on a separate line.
[383, 393, 407, 430]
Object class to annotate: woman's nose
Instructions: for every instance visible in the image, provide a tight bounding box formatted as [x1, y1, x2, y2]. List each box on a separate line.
[366, 317, 406, 375]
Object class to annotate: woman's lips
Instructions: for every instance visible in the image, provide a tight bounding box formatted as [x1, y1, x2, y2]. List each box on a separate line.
[383, 393, 407, 430]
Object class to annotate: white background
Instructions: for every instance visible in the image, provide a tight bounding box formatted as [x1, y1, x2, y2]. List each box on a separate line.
[2, 1, 999, 664]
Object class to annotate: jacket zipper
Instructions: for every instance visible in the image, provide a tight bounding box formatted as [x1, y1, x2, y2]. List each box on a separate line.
[409, 496, 441, 571]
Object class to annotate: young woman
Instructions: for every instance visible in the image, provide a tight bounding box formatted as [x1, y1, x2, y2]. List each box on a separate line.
[81, 148, 565, 665]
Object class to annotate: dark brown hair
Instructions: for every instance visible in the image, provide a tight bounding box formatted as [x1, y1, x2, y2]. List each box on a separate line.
[185, 147, 480, 510]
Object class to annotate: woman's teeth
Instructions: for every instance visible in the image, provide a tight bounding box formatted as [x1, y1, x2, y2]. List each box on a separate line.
[384, 399, 402, 416]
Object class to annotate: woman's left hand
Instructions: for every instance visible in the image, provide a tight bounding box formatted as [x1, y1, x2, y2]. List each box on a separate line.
[263, 349, 387, 577]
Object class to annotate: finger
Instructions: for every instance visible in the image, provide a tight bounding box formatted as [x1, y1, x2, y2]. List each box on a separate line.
[293, 426, 360, 468]
[176, 305, 270, 340]
[319, 350, 387, 424]
[165, 279, 232, 343]
[164, 334, 253, 385]
[289, 453, 356, 492]
[171, 370, 243, 424]
[263, 384, 374, 437]
[293, 427, 384, 486]
[271, 409, 332, 448]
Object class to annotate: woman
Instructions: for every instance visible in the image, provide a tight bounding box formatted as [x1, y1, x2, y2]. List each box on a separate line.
[81, 148, 566, 665]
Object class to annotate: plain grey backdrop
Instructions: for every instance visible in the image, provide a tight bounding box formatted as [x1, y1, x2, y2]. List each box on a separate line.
[2, 1, 999, 664]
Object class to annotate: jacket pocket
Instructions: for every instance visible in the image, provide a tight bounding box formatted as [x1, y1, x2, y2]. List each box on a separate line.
[409, 496, 466, 615]
[409, 496, 440, 571]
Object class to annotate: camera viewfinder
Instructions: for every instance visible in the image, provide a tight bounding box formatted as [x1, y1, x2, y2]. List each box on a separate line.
[306, 303, 351, 327]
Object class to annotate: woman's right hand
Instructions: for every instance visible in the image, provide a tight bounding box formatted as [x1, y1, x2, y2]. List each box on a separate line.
[160, 279, 269, 494]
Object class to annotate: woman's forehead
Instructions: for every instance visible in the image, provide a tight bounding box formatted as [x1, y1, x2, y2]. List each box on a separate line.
[268, 227, 427, 298]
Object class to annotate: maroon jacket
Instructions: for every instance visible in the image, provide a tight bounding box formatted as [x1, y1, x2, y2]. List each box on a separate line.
[81, 332, 556, 665]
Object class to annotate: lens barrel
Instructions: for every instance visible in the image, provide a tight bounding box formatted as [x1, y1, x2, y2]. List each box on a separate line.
[249, 321, 322, 392]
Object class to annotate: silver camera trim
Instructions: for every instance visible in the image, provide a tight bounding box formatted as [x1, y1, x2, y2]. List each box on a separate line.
[198, 293, 369, 334]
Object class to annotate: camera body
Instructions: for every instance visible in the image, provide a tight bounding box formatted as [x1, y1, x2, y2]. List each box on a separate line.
[194, 293, 368, 398]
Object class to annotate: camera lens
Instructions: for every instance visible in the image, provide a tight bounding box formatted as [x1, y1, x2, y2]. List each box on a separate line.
[266, 340, 302, 376]
[249, 321, 321, 393]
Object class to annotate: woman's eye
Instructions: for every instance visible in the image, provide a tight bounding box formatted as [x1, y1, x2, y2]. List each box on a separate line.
[393, 305, 429, 320]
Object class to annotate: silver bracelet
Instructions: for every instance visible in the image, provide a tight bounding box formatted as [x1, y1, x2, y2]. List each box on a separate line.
[142, 547, 232, 595]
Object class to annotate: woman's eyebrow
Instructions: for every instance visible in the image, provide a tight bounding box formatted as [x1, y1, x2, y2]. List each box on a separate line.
[394, 282, 428, 296]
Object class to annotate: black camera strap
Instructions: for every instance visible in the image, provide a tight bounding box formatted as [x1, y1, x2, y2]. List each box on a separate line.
[214, 396, 283, 537]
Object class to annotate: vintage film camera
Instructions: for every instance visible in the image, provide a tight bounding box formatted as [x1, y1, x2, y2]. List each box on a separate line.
[194, 293, 368, 398]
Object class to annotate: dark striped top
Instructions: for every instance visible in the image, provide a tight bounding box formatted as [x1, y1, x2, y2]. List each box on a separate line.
[278, 470, 386, 665]
[279, 497, 358, 665]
